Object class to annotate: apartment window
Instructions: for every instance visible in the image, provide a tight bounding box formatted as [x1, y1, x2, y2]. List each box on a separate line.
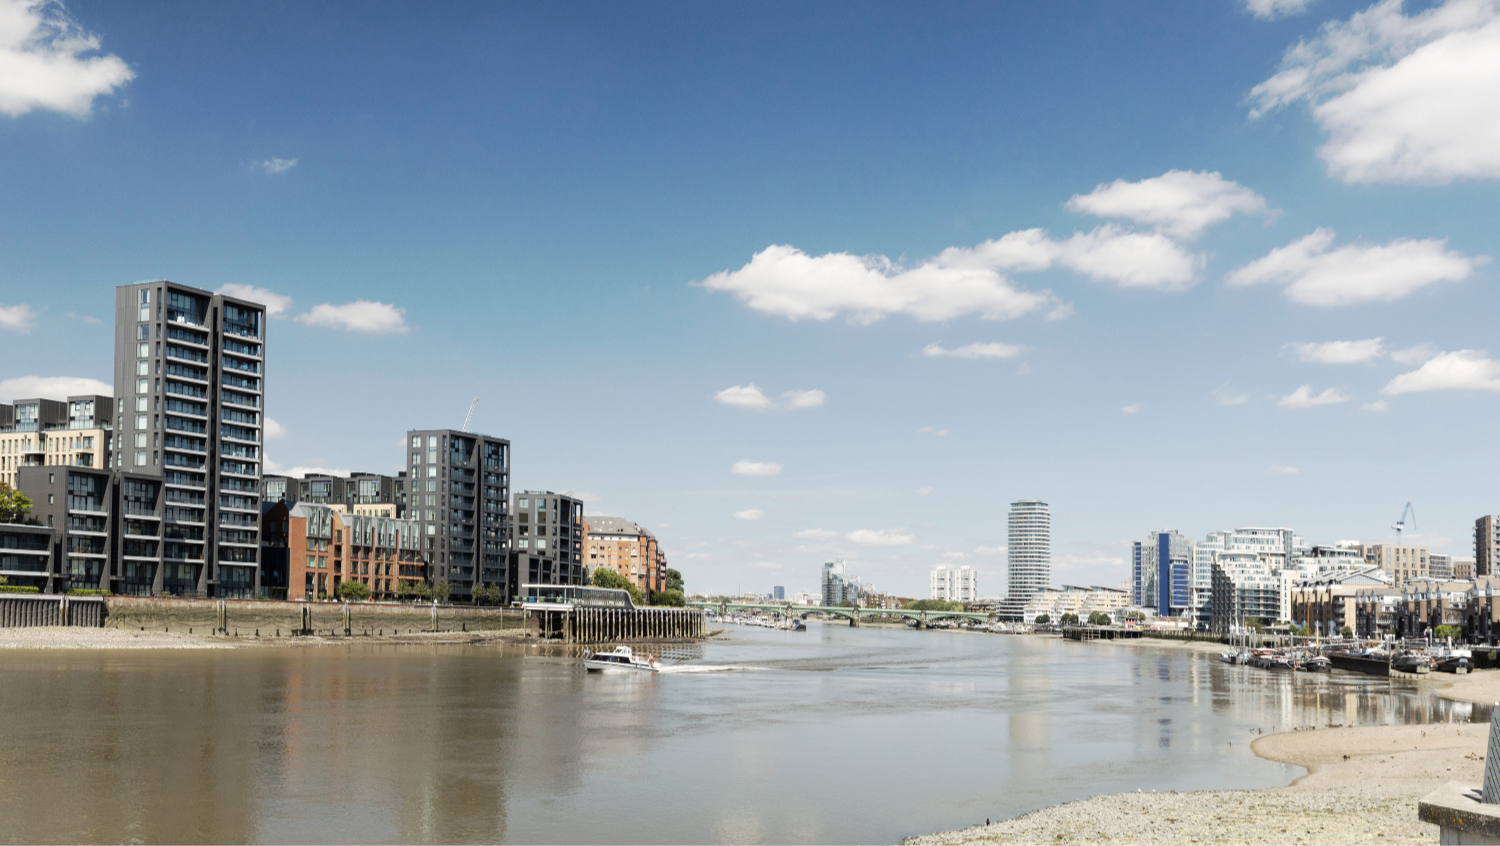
[135, 379, 147, 395]
[136, 360, 149, 376]
[428, 467, 438, 478]
[134, 451, 147, 466]
[137, 324, 149, 341]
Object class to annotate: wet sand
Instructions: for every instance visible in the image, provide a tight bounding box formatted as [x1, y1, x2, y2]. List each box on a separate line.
[906, 665, 1499, 845]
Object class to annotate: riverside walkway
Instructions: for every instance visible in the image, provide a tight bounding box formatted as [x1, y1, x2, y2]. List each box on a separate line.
[688, 600, 994, 628]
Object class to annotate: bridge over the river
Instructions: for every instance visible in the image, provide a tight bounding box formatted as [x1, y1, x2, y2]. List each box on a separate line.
[688, 601, 993, 628]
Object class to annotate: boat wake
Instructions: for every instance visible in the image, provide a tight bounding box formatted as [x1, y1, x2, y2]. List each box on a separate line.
[657, 664, 756, 674]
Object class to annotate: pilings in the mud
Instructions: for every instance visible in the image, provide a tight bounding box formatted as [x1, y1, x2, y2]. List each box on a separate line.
[528, 606, 706, 643]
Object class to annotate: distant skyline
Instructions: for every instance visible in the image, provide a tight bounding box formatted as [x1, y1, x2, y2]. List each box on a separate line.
[2, 0, 1498, 596]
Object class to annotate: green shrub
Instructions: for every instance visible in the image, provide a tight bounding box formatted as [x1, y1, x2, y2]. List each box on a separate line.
[0, 585, 40, 594]
[65, 589, 112, 596]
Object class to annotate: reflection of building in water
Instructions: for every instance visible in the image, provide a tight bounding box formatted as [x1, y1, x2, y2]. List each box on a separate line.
[1006, 661, 1051, 774]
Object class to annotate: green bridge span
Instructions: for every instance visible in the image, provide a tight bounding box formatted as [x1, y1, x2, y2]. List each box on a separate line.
[687, 601, 994, 628]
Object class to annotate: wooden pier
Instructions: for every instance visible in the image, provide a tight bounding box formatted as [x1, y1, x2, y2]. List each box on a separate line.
[525, 605, 705, 643]
[1062, 624, 1143, 641]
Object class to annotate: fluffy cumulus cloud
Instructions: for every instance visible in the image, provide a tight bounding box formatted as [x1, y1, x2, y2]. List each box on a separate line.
[794, 528, 839, 540]
[733, 509, 766, 521]
[1064, 170, 1275, 240]
[217, 283, 292, 317]
[697, 244, 1059, 323]
[731, 460, 782, 477]
[1213, 384, 1251, 405]
[0, 374, 109, 401]
[714, 383, 826, 411]
[1245, 0, 1315, 19]
[260, 157, 297, 175]
[921, 341, 1026, 359]
[1250, 0, 1500, 184]
[846, 528, 914, 546]
[0, 302, 36, 332]
[1382, 349, 1500, 394]
[1391, 342, 1439, 365]
[1226, 228, 1484, 305]
[1278, 384, 1351, 407]
[0, 0, 133, 117]
[295, 301, 408, 334]
[939, 225, 1202, 292]
[1286, 338, 1386, 363]
[263, 417, 287, 440]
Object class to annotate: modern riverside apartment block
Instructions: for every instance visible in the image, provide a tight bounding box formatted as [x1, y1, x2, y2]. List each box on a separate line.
[584, 514, 667, 596]
[1006, 500, 1051, 602]
[0, 395, 114, 489]
[1132, 529, 1192, 617]
[113, 281, 267, 597]
[262, 472, 407, 518]
[0, 522, 55, 590]
[261, 501, 425, 600]
[513, 491, 586, 595]
[1476, 516, 1500, 577]
[1360, 543, 1429, 585]
[405, 429, 510, 601]
[11, 466, 164, 595]
[820, 559, 863, 606]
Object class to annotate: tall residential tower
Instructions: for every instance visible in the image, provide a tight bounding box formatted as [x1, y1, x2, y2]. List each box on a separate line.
[1006, 499, 1051, 602]
[113, 281, 266, 597]
[405, 429, 510, 601]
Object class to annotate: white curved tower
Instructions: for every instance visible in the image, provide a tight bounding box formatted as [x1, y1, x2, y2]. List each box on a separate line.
[1007, 499, 1051, 600]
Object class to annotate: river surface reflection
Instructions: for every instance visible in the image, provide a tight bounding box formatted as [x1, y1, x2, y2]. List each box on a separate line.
[0, 624, 1486, 844]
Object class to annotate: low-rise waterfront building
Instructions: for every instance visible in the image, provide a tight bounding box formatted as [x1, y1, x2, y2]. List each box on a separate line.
[1353, 587, 1404, 637]
[584, 514, 666, 597]
[1022, 584, 1129, 623]
[262, 501, 426, 600]
[1288, 567, 1389, 637]
[0, 522, 56, 591]
[1398, 579, 1471, 636]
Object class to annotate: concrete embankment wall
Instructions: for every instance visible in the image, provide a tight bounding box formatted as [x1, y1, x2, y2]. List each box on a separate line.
[101, 598, 527, 636]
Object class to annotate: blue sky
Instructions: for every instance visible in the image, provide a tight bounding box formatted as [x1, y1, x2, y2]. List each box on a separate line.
[2, 0, 1499, 597]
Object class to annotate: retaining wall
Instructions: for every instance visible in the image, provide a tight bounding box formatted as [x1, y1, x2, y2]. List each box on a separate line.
[0, 594, 104, 628]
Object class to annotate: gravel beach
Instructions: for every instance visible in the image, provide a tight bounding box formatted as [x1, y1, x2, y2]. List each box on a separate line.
[904, 642, 1497, 846]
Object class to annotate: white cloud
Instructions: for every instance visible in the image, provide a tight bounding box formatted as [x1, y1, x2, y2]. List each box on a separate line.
[295, 301, 409, 334]
[1278, 384, 1351, 407]
[734, 509, 765, 521]
[1390, 343, 1439, 365]
[260, 157, 298, 175]
[715, 384, 772, 409]
[1286, 338, 1385, 363]
[941, 551, 969, 560]
[1269, 465, 1302, 475]
[731, 460, 782, 477]
[715, 384, 825, 411]
[747, 561, 784, 570]
[846, 528, 914, 546]
[917, 426, 949, 437]
[1065, 170, 1275, 240]
[933, 225, 1202, 290]
[1121, 403, 1142, 414]
[921, 341, 1027, 360]
[1226, 228, 1484, 305]
[1382, 349, 1500, 394]
[1362, 400, 1391, 412]
[0, 303, 36, 332]
[0, 374, 109, 401]
[698, 243, 1058, 323]
[1249, 0, 1500, 184]
[218, 283, 292, 317]
[263, 417, 287, 440]
[1245, 0, 1315, 19]
[63, 311, 98, 324]
[0, 0, 133, 117]
[779, 389, 825, 409]
[794, 528, 839, 540]
[1213, 383, 1251, 405]
[915, 486, 934, 496]
[974, 545, 1007, 555]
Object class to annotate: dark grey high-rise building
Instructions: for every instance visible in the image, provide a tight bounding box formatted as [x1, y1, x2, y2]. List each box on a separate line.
[511, 490, 585, 597]
[113, 281, 266, 597]
[405, 429, 510, 600]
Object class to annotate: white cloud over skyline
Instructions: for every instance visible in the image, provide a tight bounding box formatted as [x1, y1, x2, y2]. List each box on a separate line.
[0, 0, 133, 117]
[0, 374, 110, 402]
[217, 283, 292, 317]
[263, 417, 287, 439]
[1382, 349, 1500, 394]
[1286, 338, 1385, 363]
[1245, 0, 1315, 19]
[1065, 170, 1275, 240]
[295, 301, 409, 334]
[0, 303, 36, 332]
[846, 528, 914, 546]
[734, 509, 766, 520]
[1226, 228, 1484, 305]
[260, 157, 298, 174]
[1250, 0, 1500, 184]
[731, 459, 782, 476]
[921, 341, 1026, 359]
[1278, 384, 1351, 407]
[714, 383, 826, 411]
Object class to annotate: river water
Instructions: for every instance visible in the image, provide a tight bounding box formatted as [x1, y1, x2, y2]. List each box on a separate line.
[0, 623, 1485, 844]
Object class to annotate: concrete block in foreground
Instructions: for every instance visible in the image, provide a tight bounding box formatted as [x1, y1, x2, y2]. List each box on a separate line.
[1419, 782, 1500, 845]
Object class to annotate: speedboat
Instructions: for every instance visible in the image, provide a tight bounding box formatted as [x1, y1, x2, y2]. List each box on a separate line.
[583, 646, 661, 673]
[1220, 649, 1239, 665]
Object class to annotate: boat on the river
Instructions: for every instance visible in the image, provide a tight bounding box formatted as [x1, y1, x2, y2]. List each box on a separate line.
[1391, 652, 1431, 674]
[1300, 655, 1332, 672]
[583, 646, 661, 673]
[1220, 649, 1239, 664]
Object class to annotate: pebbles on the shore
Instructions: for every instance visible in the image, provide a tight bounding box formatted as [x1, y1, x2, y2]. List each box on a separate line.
[0, 626, 236, 649]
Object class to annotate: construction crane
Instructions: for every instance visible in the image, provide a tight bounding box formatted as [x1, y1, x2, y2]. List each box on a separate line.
[1392, 500, 1416, 540]
[461, 397, 478, 433]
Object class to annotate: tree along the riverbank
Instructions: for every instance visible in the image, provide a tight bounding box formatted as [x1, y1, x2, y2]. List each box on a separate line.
[905, 599, 963, 612]
[592, 567, 643, 605]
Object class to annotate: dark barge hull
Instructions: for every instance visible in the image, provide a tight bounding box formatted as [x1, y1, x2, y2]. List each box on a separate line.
[1328, 654, 1389, 676]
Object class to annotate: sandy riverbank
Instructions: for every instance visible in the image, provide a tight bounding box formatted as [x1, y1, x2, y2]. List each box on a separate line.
[0, 626, 583, 650]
